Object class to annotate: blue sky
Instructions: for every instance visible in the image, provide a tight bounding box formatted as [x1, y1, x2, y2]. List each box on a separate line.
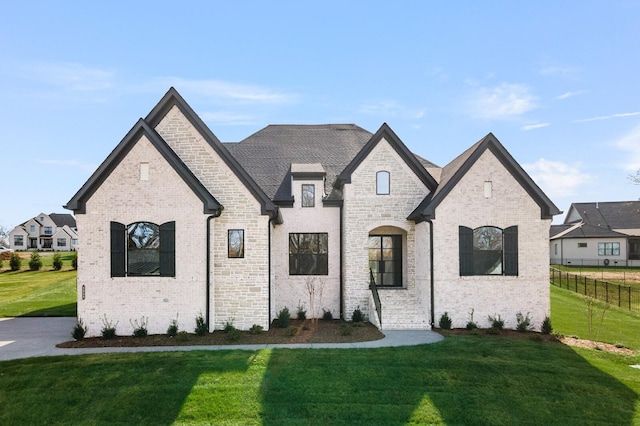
[2, 1, 640, 229]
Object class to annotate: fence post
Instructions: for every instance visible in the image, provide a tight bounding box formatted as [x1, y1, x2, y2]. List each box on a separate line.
[575, 274, 578, 292]
[618, 284, 621, 308]
[584, 276, 587, 295]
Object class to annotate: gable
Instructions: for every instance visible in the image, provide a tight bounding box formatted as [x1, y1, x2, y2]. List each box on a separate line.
[409, 133, 561, 222]
[336, 123, 438, 192]
[65, 119, 222, 215]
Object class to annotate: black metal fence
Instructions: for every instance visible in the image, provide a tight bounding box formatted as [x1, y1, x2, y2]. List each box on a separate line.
[550, 267, 640, 312]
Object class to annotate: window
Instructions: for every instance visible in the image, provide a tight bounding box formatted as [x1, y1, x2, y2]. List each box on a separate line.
[44, 227, 53, 235]
[57, 238, 66, 247]
[459, 225, 518, 276]
[72, 239, 78, 245]
[578, 242, 587, 248]
[369, 235, 402, 287]
[110, 221, 175, 277]
[30, 225, 35, 232]
[301, 184, 315, 207]
[14, 235, 23, 246]
[228, 229, 244, 258]
[289, 233, 328, 275]
[376, 171, 390, 195]
[598, 242, 620, 256]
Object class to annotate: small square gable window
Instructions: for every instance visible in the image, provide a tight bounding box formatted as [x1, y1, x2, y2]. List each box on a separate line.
[376, 171, 390, 195]
[302, 184, 315, 207]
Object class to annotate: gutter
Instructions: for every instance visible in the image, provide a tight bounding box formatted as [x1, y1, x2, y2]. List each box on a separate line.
[206, 210, 222, 331]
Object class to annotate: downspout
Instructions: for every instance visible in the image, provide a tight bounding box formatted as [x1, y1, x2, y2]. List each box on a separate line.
[206, 210, 222, 331]
[268, 217, 274, 326]
[339, 204, 344, 320]
[427, 219, 435, 327]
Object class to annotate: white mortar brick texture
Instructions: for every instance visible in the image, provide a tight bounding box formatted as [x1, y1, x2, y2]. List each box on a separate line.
[342, 139, 431, 328]
[432, 150, 551, 331]
[154, 107, 270, 331]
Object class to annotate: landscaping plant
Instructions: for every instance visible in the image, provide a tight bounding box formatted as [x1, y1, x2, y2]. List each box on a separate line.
[9, 253, 21, 271]
[130, 317, 149, 337]
[194, 313, 207, 336]
[515, 312, 533, 332]
[100, 315, 118, 339]
[277, 307, 291, 328]
[71, 319, 88, 340]
[439, 312, 452, 329]
[52, 253, 63, 271]
[352, 306, 364, 323]
[28, 252, 42, 271]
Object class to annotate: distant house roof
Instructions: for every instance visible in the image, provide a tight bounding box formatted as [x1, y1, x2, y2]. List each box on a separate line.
[550, 223, 627, 239]
[49, 213, 76, 228]
[566, 201, 640, 229]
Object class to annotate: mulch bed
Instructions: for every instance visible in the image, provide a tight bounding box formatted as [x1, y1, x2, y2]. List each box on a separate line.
[57, 319, 384, 348]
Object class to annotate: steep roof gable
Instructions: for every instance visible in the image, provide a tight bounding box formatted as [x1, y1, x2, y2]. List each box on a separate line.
[336, 123, 438, 191]
[65, 119, 222, 215]
[409, 133, 561, 221]
[145, 87, 277, 217]
[49, 213, 76, 228]
[566, 201, 640, 230]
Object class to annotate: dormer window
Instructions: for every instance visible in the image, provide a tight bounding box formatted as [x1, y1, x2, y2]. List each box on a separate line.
[302, 184, 315, 207]
[376, 171, 390, 195]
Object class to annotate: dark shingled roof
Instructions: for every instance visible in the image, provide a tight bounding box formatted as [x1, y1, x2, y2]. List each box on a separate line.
[49, 213, 76, 228]
[551, 223, 627, 239]
[227, 124, 374, 202]
[567, 201, 640, 229]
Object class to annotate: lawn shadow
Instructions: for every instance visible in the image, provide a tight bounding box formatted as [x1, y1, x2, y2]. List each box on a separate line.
[258, 337, 638, 424]
[18, 302, 77, 317]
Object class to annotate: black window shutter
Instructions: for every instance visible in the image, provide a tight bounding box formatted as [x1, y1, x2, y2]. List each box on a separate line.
[110, 222, 126, 277]
[504, 225, 518, 276]
[459, 226, 474, 276]
[159, 221, 176, 277]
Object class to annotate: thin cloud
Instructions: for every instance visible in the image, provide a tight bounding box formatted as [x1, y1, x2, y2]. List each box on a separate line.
[29, 62, 115, 92]
[468, 83, 538, 120]
[523, 158, 594, 199]
[572, 112, 640, 123]
[612, 123, 640, 172]
[522, 123, 550, 131]
[199, 111, 258, 126]
[555, 90, 584, 100]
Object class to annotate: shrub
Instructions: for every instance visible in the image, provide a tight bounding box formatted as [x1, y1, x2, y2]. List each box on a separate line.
[10, 253, 21, 271]
[438, 312, 452, 330]
[194, 313, 207, 336]
[28, 252, 42, 271]
[541, 315, 553, 335]
[466, 308, 478, 330]
[223, 318, 236, 333]
[71, 252, 78, 270]
[227, 328, 241, 341]
[249, 324, 264, 335]
[176, 331, 190, 342]
[516, 312, 532, 332]
[167, 318, 179, 337]
[488, 314, 504, 331]
[130, 317, 148, 337]
[287, 326, 298, 336]
[277, 307, 291, 328]
[352, 306, 364, 323]
[52, 253, 63, 271]
[0, 257, 3, 269]
[322, 308, 333, 320]
[71, 319, 87, 340]
[341, 323, 353, 336]
[101, 315, 117, 339]
[296, 303, 307, 320]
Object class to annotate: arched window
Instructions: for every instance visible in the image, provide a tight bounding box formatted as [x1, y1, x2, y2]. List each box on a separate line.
[110, 221, 175, 277]
[376, 171, 390, 195]
[459, 225, 518, 276]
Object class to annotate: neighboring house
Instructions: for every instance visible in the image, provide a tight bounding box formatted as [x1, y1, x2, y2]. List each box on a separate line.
[9, 213, 77, 251]
[550, 201, 640, 267]
[65, 87, 560, 337]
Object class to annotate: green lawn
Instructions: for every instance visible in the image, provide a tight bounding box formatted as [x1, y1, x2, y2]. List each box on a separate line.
[0, 252, 76, 317]
[0, 284, 638, 424]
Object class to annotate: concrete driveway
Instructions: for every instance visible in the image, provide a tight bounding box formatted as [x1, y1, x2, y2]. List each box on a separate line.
[0, 317, 444, 361]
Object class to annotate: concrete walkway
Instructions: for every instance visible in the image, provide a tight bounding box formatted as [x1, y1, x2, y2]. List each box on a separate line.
[0, 317, 444, 361]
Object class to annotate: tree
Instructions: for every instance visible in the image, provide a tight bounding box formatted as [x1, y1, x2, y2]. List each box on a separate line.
[0, 225, 9, 248]
[628, 170, 640, 186]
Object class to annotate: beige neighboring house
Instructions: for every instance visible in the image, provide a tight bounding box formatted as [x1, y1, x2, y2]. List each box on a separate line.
[9, 213, 77, 251]
[65, 88, 560, 337]
[550, 201, 640, 267]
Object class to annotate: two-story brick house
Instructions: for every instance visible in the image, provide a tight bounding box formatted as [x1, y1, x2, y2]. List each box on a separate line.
[65, 88, 560, 336]
[9, 213, 78, 251]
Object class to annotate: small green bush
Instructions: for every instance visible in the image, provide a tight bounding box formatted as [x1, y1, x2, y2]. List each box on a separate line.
[249, 324, 264, 335]
[167, 318, 178, 337]
[438, 312, 452, 330]
[322, 308, 333, 320]
[71, 319, 87, 340]
[296, 303, 307, 320]
[541, 315, 553, 335]
[130, 317, 148, 337]
[341, 324, 353, 336]
[28, 252, 42, 271]
[52, 253, 63, 271]
[352, 306, 364, 323]
[287, 326, 298, 336]
[194, 313, 207, 336]
[516, 312, 532, 332]
[488, 314, 504, 331]
[71, 252, 78, 270]
[176, 331, 190, 342]
[466, 309, 477, 330]
[223, 318, 236, 333]
[227, 328, 241, 341]
[10, 253, 21, 271]
[277, 307, 291, 328]
[101, 315, 117, 340]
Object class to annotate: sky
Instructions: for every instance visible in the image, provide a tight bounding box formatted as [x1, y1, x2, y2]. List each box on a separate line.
[1, 1, 640, 230]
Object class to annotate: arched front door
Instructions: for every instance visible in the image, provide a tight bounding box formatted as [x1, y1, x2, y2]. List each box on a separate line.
[368, 234, 402, 287]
